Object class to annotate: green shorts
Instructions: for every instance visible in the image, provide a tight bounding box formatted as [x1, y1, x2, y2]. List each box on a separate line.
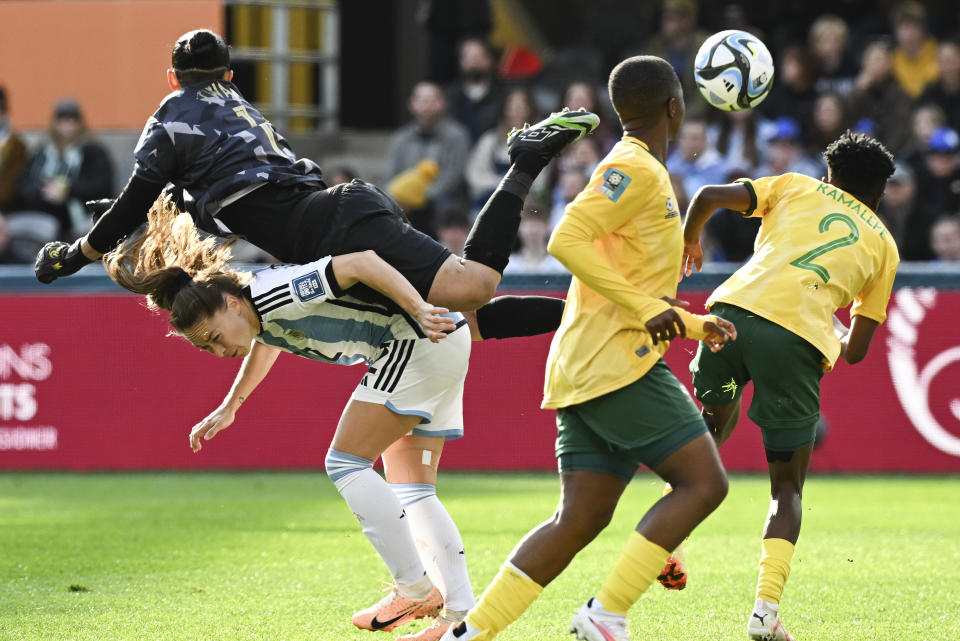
[556, 360, 708, 481]
[690, 303, 825, 452]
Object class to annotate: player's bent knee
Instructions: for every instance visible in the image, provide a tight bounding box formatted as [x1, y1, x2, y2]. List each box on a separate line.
[324, 448, 373, 492]
[557, 504, 615, 542]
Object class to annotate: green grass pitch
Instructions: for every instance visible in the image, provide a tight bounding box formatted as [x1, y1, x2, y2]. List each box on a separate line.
[1, 472, 958, 640]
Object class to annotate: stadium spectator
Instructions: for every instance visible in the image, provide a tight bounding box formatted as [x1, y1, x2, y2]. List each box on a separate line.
[876, 162, 926, 260]
[889, 1, 939, 99]
[13, 99, 114, 239]
[436, 206, 472, 256]
[710, 109, 767, 176]
[643, 0, 711, 121]
[758, 44, 818, 134]
[561, 80, 618, 152]
[918, 38, 960, 133]
[755, 116, 823, 179]
[419, 0, 493, 86]
[701, 168, 761, 263]
[547, 136, 603, 219]
[554, 136, 602, 181]
[897, 103, 948, 173]
[0, 213, 33, 263]
[465, 87, 542, 213]
[912, 127, 960, 260]
[808, 92, 850, 156]
[548, 168, 588, 230]
[387, 81, 470, 214]
[930, 215, 960, 262]
[443, 37, 505, 144]
[503, 201, 566, 275]
[0, 86, 27, 212]
[667, 119, 728, 197]
[846, 39, 913, 153]
[809, 14, 859, 96]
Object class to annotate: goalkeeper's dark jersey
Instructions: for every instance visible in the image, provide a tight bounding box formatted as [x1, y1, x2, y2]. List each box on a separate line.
[133, 80, 325, 233]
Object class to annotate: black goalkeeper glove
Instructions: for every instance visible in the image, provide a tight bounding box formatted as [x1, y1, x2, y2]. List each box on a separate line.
[34, 238, 94, 284]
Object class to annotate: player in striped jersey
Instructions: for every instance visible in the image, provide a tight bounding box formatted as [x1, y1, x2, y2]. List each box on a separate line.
[103, 198, 481, 640]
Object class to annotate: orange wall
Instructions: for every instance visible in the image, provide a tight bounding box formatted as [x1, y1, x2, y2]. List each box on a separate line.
[0, 0, 223, 130]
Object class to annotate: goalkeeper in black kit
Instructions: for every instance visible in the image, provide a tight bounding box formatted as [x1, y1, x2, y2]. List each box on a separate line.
[36, 28, 601, 340]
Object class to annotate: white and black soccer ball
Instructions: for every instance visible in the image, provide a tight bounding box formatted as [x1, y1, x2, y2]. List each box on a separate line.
[694, 30, 774, 111]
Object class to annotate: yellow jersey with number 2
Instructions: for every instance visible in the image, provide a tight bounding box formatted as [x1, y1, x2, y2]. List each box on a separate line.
[543, 136, 700, 409]
[708, 172, 900, 370]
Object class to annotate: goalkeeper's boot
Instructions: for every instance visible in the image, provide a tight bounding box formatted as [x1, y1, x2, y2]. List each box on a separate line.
[657, 543, 688, 590]
[506, 108, 599, 165]
[747, 603, 795, 641]
[352, 584, 443, 632]
[569, 598, 631, 641]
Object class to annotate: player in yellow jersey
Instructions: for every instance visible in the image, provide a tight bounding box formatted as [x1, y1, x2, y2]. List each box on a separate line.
[681, 131, 899, 641]
[441, 56, 736, 641]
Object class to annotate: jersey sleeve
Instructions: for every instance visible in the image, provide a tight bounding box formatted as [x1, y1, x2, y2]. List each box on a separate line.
[253, 256, 340, 307]
[548, 162, 673, 323]
[565, 162, 659, 237]
[289, 256, 341, 303]
[133, 116, 178, 184]
[850, 241, 900, 323]
[736, 173, 798, 218]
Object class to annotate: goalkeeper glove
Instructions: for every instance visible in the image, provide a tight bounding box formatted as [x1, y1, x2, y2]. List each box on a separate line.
[34, 238, 93, 284]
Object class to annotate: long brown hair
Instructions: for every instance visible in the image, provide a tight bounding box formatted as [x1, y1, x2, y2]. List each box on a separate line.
[103, 196, 251, 334]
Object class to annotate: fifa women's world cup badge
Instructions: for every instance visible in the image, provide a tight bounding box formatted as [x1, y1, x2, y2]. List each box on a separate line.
[886, 287, 960, 456]
[597, 168, 631, 202]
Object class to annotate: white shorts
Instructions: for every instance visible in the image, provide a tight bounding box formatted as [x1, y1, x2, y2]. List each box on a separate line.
[351, 325, 471, 440]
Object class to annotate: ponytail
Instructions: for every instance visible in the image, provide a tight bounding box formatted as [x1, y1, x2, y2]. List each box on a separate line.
[103, 196, 250, 333]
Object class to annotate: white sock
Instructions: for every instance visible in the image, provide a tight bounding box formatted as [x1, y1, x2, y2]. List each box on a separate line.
[391, 483, 476, 612]
[325, 450, 428, 589]
[756, 598, 779, 614]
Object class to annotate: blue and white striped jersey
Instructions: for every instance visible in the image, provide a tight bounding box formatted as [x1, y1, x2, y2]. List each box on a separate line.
[248, 258, 459, 366]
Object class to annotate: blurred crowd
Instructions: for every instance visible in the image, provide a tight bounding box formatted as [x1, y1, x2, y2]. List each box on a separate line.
[371, 0, 960, 267]
[2, 0, 959, 270]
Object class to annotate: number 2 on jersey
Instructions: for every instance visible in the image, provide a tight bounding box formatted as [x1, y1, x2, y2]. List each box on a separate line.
[789, 213, 859, 283]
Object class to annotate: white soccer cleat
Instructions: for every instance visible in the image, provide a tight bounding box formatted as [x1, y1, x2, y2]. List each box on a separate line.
[438, 620, 484, 640]
[569, 598, 631, 641]
[747, 607, 795, 641]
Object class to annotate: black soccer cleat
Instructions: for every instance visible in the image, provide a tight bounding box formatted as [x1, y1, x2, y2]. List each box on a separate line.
[506, 108, 600, 164]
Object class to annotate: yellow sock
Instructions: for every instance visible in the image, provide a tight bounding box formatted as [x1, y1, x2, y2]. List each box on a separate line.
[465, 562, 542, 638]
[756, 538, 795, 604]
[596, 531, 670, 615]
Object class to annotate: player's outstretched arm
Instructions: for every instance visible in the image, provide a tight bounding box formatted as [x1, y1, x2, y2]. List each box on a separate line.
[189, 342, 282, 452]
[840, 315, 881, 364]
[34, 175, 164, 284]
[681, 183, 753, 279]
[330, 250, 456, 342]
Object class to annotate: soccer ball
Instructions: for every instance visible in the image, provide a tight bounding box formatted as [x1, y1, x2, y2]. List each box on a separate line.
[693, 30, 774, 111]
